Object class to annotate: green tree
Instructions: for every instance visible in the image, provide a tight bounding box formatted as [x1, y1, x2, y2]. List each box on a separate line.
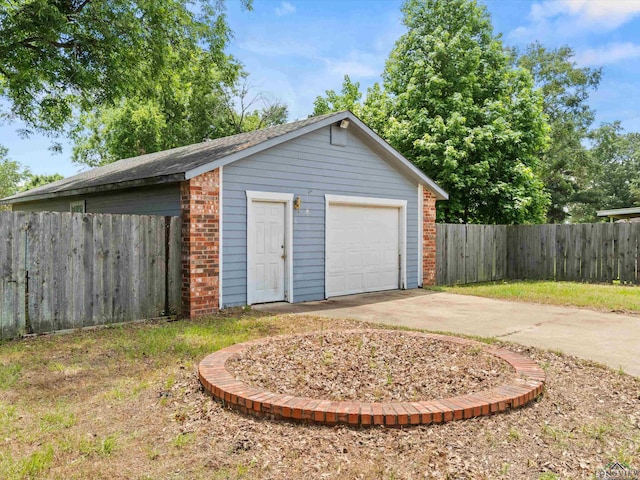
[20, 172, 64, 192]
[71, 64, 288, 167]
[312, 75, 363, 116]
[0, 146, 30, 207]
[381, 0, 550, 224]
[221, 78, 288, 134]
[571, 123, 640, 222]
[311, 76, 389, 136]
[517, 43, 602, 223]
[0, 0, 250, 133]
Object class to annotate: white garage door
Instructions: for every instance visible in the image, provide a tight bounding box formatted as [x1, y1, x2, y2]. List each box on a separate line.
[326, 203, 400, 297]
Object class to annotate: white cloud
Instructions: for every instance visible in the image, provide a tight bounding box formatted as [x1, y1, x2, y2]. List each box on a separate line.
[275, 1, 295, 17]
[509, 0, 640, 43]
[575, 42, 640, 66]
[530, 0, 640, 29]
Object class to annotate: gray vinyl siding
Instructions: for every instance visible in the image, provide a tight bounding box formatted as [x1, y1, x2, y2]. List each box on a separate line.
[11, 184, 181, 216]
[222, 126, 420, 307]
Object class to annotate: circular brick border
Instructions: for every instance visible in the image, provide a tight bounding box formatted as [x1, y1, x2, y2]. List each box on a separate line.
[198, 330, 545, 427]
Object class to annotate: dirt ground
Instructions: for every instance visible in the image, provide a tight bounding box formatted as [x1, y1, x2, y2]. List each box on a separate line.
[0, 313, 639, 479]
[227, 330, 513, 402]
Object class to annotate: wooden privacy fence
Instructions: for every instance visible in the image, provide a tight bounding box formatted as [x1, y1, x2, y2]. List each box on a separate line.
[0, 211, 182, 340]
[436, 223, 640, 285]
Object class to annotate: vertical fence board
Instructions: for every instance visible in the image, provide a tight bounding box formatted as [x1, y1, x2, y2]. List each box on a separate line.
[57, 214, 73, 330]
[619, 223, 632, 284]
[169, 217, 182, 315]
[92, 215, 105, 326]
[495, 225, 507, 280]
[0, 212, 182, 340]
[101, 215, 114, 323]
[454, 225, 466, 284]
[48, 213, 61, 332]
[154, 215, 166, 314]
[634, 223, 640, 284]
[111, 215, 124, 323]
[436, 224, 445, 286]
[0, 212, 26, 338]
[82, 214, 95, 327]
[436, 222, 639, 286]
[0, 212, 12, 338]
[25, 213, 40, 333]
[70, 213, 82, 328]
[465, 225, 478, 283]
[635, 223, 640, 284]
[507, 226, 516, 279]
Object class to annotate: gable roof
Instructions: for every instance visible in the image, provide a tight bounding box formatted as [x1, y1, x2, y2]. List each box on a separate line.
[2, 111, 448, 204]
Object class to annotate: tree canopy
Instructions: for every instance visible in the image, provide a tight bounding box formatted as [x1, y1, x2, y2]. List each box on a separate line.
[314, 0, 550, 224]
[20, 172, 64, 192]
[0, 0, 251, 133]
[569, 123, 640, 222]
[517, 43, 602, 223]
[384, 0, 551, 224]
[312, 75, 363, 117]
[0, 0, 288, 167]
[0, 147, 29, 206]
[71, 68, 288, 167]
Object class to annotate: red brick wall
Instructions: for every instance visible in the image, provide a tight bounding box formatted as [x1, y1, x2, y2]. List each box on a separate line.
[423, 189, 437, 286]
[180, 169, 220, 317]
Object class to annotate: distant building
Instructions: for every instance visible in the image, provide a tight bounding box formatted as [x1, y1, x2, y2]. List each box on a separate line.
[597, 206, 640, 223]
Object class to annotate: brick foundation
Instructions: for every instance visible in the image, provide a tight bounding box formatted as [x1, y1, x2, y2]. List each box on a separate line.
[180, 169, 220, 317]
[423, 189, 437, 286]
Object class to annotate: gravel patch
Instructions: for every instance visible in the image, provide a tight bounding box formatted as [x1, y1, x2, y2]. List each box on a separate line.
[226, 330, 514, 402]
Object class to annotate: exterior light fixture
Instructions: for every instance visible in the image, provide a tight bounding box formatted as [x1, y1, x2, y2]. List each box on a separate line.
[339, 119, 350, 129]
[294, 196, 302, 210]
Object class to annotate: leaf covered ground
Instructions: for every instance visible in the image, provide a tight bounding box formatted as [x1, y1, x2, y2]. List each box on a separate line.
[0, 311, 639, 479]
[227, 330, 512, 402]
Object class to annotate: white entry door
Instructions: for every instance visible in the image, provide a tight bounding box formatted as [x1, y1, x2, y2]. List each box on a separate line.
[250, 201, 286, 303]
[326, 203, 401, 297]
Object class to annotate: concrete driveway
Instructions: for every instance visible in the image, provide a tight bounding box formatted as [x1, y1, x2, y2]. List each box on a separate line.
[254, 289, 640, 377]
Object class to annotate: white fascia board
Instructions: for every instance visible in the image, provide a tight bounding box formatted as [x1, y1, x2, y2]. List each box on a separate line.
[184, 114, 350, 180]
[418, 184, 424, 287]
[597, 207, 640, 217]
[246, 191, 294, 202]
[218, 166, 223, 309]
[325, 193, 406, 208]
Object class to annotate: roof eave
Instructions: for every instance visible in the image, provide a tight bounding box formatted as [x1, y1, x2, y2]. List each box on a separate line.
[597, 207, 640, 218]
[1, 173, 185, 205]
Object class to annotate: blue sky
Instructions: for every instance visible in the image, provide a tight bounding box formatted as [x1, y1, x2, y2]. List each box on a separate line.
[3, 0, 640, 177]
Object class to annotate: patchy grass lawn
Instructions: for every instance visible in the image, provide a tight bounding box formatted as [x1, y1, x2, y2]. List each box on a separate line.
[432, 281, 640, 314]
[0, 310, 639, 479]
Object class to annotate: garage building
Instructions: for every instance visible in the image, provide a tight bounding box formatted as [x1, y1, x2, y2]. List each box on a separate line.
[4, 111, 448, 317]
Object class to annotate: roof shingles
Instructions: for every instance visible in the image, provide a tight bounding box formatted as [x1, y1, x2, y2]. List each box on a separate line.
[4, 113, 339, 202]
